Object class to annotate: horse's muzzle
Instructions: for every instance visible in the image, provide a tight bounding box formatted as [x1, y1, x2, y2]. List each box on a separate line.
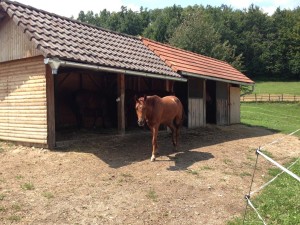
[137, 120, 145, 127]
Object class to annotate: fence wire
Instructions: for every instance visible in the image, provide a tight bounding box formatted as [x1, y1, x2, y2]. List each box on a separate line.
[250, 157, 300, 196]
[243, 128, 300, 225]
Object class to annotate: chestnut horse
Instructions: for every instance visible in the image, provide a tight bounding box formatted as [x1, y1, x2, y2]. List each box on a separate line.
[135, 95, 184, 161]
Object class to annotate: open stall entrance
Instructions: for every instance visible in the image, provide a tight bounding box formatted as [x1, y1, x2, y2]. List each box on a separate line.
[54, 69, 184, 143]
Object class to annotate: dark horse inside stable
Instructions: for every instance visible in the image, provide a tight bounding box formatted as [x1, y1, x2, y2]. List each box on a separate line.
[72, 89, 113, 129]
[135, 95, 184, 161]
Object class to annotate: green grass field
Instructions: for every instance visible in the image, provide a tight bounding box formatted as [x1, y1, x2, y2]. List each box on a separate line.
[253, 81, 300, 95]
[241, 102, 300, 136]
[228, 159, 300, 225]
[228, 81, 300, 225]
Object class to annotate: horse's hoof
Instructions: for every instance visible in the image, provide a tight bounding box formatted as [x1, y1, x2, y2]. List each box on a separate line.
[151, 156, 156, 162]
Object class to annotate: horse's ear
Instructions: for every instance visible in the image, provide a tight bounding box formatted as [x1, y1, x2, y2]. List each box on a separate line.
[134, 95, 138, 102]
[144, 94, 147, 101]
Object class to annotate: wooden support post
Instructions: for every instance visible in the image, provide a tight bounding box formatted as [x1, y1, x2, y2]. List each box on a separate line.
[46, 65, 56, 149]
[166, 80, 170, 92]
[203, 79, 206, 126]
[118, 73, 125, 135]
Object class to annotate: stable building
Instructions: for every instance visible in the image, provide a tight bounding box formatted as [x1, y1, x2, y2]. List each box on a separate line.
[0, 0, 254, 149]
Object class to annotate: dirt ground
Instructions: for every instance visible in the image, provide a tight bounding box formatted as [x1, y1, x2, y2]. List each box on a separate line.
[0, 124, 299, 225]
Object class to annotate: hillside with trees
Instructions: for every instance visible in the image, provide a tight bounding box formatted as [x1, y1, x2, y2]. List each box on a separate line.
[76, 4, 300, 80]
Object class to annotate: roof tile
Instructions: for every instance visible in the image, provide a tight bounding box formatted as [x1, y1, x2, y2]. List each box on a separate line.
[0, 0, 181, 79]
[1, 0, 253, 84]
[142, 38, 254, 84]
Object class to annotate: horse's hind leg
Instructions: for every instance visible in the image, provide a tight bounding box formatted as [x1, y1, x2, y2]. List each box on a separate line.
[172, 116, 182, 151]
[151, 125, 159, 162]
[168, 123, 177, 152]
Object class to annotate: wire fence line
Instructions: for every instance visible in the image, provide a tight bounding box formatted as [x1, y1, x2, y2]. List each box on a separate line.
[241, 94, 300, 102]
[243, 129, 300, 225]
[250, 158, 300, 197]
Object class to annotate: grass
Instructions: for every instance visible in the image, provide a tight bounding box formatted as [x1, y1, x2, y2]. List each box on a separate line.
[21, 182, 35, 190]
[239, 172, 251, 177]
[0, 194, 5, 201]
[252, 81, 300, 95]
[0, 194, 5, 200]
[186, 169, 199, 175]
[146, 188, 158, 202]
[229, 81, 300, 225]
[8, 215, 21, 222]
[42, 191, 54, 199]
[241, 102, 300, 136]
[15, 175, 24, 180]
[228, 160, 300, 225]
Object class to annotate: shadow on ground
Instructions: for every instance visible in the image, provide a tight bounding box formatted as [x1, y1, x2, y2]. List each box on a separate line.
[54, 124, 275, 169]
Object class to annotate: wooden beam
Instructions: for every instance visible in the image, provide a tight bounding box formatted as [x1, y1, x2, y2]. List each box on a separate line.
[46, 65, 56, 149]
[118, 73, 125, 135]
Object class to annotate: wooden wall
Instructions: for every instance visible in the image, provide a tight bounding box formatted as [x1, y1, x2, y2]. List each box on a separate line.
[188, 77, 205, 128]
[216, 82, 229, 125]
[0, 56, 48, 145]
[229, 86, 240, 124]
[0, 17, 41, 62]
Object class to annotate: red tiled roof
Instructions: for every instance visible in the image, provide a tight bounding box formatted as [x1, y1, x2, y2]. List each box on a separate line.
[0, 0, 181, 79]
[142, 38, 254, 85]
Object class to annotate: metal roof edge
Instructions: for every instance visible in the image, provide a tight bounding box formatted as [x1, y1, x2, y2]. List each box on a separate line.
[45, 58, 187, 82]
[181, 71, 255, 86]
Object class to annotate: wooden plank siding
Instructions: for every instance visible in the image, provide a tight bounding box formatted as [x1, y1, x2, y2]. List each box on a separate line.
[0, 17, 41, 62]
[230, 87, 240, 124]
[216, 82, 229, 125]
[188, 98, 204, 128]
[0, 56, 48, 145]
[188, 77, 205, 128]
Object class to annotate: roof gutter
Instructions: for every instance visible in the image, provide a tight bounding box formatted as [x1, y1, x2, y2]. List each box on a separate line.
[180, 71, 254, 86]
[44, 58, 187, 82]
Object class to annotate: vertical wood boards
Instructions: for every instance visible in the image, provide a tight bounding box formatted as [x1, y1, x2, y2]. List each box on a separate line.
[216, 82, 229, 125]
[230, 86, 240, 124]
[118, 73, 125, 134]
[188, 78, 205, 128]
[46, 65, 55, 148]
[0, 18, 41, 62]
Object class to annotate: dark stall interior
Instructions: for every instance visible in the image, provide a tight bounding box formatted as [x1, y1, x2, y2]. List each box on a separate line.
[206, 80, 217, 124]
[54, 70, 185, 141]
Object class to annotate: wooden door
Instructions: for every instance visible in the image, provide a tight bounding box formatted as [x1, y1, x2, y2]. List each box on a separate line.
[230, 87, 240, 124]
[188, 78, 205, 128]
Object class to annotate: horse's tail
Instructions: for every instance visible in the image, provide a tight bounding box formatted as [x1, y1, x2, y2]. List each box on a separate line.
[174, 102, 186, 129]
[180, 107, 187, 127]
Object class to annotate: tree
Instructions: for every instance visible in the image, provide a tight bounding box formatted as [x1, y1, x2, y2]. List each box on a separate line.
[143, 5, 183, 43]
[169, 10, 243, 70]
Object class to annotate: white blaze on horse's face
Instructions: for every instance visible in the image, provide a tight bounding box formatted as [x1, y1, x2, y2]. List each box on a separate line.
[135, 98, 146, 127]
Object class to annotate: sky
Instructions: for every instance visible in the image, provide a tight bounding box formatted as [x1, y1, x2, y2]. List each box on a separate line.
[15, 0, 299, 18]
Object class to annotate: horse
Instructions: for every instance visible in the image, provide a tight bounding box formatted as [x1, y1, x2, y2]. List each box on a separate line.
[135, 95, 184, 161]
[72, 89, 111, 129]
[125, 89, 175, 128]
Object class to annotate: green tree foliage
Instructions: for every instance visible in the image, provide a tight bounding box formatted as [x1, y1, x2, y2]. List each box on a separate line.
[75, 4, 300, 80]
[143, 5, 183, 43]
[271, 7, 300, 79]
[169, 8, 243, 70]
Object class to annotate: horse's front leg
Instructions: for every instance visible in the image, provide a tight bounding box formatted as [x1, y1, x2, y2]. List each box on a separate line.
[151, 125, 159, 162]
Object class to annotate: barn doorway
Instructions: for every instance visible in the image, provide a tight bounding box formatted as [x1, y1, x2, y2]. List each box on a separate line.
[206, 80, 216, 124]
[174, 81, 188, 127]
[54, 70, 119, 142]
